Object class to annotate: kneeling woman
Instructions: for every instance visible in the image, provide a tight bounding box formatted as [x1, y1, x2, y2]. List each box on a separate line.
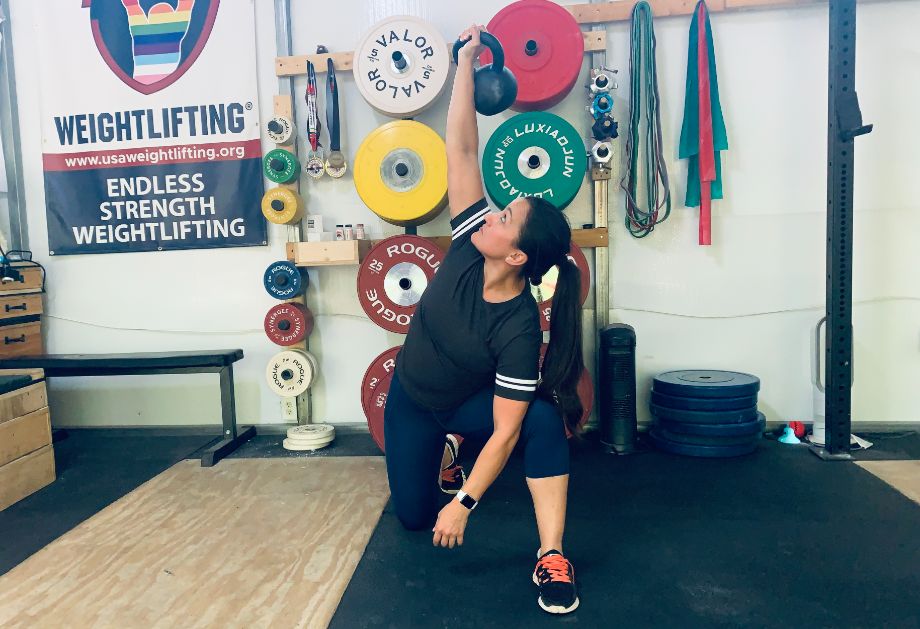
[383, 25, 585, 615]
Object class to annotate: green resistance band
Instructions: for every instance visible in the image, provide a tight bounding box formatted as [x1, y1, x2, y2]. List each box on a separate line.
[622, 1, 671, 239]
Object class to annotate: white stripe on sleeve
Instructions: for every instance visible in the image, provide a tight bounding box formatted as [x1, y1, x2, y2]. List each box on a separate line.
[451, 208, 490, 239]
[496, 373, 538, 391]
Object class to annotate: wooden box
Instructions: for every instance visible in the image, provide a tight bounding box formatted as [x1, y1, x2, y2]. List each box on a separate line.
[0, 264, 43, 295]
[0, 408, 51, 468]
[0, 319, 44, 357]
[286, 240, 372, 267]
[0, 368, 45, 382]
[0, 376, 53, 511]
[0, 380, 48, 421]
[0, 294, 43, 321]
[0, 446, 56, 511]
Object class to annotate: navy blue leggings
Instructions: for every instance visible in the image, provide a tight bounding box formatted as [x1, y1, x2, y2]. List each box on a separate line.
[383, 370, 569, 531]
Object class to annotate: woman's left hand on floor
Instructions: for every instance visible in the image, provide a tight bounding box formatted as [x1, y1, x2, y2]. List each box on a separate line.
[432, 499, 470, 548]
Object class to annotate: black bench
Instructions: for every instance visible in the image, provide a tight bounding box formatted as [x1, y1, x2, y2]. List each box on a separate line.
[0, 350, 255, 466]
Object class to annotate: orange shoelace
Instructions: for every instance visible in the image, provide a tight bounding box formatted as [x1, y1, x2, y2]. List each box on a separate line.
[536, 554, 574, 584]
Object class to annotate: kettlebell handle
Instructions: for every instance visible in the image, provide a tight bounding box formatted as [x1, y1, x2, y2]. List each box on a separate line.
[451, 31, 505, 71]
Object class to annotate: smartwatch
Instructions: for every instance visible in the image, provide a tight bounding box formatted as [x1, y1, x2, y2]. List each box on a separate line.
[456, 490, 478, 511]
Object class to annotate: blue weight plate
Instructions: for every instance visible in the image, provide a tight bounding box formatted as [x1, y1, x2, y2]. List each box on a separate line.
[654, 425, 761, 447]
[263, 261, 306, 300]
[650, 403, 759, 424]
[649, 428, 759, 458]
[653, 370, 760, 399]
[651, 390, 758, 411]
[657, 413, 766, 437]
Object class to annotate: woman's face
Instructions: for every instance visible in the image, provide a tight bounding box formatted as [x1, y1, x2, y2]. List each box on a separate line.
[471, 197, 531, 264]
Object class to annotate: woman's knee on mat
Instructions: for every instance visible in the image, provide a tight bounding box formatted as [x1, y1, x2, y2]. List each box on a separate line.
[394, 501, 437, 531]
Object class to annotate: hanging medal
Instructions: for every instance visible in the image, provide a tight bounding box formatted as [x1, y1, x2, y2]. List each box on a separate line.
[303, 61, 325, 179]
[324, 58, 347, 178]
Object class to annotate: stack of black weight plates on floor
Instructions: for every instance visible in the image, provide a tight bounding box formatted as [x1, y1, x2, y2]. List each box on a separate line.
[649, 370, 764, 457]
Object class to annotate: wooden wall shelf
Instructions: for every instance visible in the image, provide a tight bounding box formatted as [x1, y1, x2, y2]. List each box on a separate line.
[286, 240, 373, 267]
[286, 227, 608, 268]
[285, 227, 607, 268]
[410, 227, 608, 253]
[273, 0, 894, 77]
[566, 0, 872, 23]
[276, 32, 605, 77]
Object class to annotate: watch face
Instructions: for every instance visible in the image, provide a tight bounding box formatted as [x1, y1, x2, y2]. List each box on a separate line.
[459, 493, 477, 510]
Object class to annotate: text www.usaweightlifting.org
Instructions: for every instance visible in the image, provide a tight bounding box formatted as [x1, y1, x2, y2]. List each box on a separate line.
[64, 145, 247, 168]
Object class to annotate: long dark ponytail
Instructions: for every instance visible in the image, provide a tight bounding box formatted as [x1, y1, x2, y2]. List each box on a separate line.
[516, 197, 584, 435]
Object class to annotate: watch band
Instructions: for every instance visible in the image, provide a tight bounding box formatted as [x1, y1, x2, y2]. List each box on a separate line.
[456, 490, 478, 511]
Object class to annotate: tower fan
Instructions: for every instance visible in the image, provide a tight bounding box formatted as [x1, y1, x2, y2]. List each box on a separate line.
[599, 324, 637, 454]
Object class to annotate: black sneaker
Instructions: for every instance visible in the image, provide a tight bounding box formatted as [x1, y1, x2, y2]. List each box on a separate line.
[438, 434, 465, 495]
[532, 550, 579, 614]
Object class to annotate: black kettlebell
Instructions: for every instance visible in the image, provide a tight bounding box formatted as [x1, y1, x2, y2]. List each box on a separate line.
[452, 31, 518, 116]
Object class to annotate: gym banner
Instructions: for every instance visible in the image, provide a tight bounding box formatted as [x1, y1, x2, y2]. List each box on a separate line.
[37, 0, 265, 256]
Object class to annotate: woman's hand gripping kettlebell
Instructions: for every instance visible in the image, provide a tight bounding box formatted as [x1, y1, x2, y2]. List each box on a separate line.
[455, 24, 487, 63]
[452, 25, 518, 116]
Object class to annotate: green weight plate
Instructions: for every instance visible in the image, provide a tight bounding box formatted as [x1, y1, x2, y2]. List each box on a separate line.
[263, 148, 301, 184]
[482, 112, 586, 210]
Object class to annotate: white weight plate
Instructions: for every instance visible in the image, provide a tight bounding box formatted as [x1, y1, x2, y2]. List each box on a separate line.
[286, 435, 335, 448]
[283, 437, 333, 451]
[285, 432, 335, 446]
[267, 116, 295, 144]
[352, 15, 450, 118]
[286, 439, 334, 452]
[266, 349, 317, 397]
[306, 352, 318, 382]
[287, 424, 335, 440]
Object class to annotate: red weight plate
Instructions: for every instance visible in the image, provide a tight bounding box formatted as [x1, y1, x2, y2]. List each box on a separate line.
[361, 346, 401, 453]
[357, 235, 445, 334]
[576, 368, 595, 431]
[264, 303, 314, 346]
[539, 343, 594, 434]
[532, 242, 590, 332]
[481, 0, 585, 111]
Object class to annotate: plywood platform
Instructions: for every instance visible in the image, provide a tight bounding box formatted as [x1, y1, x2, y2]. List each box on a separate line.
[857, 460, 920, 505]
[0, 457, 389, 629]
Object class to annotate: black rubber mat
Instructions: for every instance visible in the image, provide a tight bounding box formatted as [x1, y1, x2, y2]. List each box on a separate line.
[331, 436, 920, 628]
[0, 429, 215, 577]
[763, 430, 920, 461]
[847, 431, 920, 461]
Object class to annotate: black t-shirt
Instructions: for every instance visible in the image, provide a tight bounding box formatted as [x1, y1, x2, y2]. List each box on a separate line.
[395, 198, 542, 411]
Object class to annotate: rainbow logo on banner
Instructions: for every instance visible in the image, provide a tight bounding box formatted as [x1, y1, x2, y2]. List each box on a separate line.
[82, 0, 220, 95]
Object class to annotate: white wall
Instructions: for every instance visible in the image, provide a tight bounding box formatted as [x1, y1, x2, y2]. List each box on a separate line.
[7, 0, 919, 429]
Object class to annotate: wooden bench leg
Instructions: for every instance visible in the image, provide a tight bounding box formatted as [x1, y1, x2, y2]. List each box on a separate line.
[200, 365, 255, 467]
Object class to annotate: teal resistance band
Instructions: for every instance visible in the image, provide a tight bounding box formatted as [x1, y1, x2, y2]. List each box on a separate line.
[621, 1, 671, 238]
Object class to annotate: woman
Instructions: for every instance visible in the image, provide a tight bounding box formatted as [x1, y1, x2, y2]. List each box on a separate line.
[383, 25, 585, 615]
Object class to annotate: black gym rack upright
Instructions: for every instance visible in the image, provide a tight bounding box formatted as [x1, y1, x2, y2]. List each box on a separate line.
[816, 0, 872, 460]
